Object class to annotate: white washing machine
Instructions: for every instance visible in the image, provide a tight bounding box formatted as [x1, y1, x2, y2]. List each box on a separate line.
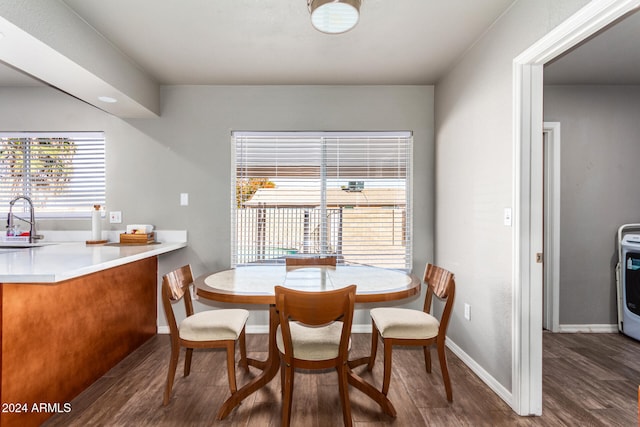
[618, 232, 640, 340]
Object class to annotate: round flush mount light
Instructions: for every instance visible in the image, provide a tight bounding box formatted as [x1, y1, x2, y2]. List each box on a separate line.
[98, 96, 117, 103]
[308, 0, 361, 34]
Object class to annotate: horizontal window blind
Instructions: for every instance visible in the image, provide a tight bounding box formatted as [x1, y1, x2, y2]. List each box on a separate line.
[0, 132, 106, 216]
[232, 131, 412, 269]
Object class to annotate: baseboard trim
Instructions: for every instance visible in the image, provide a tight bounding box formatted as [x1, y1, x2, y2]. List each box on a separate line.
[445, 338, 513, 408]
[246, 324, 269, 334]
[556, 324, 618, 333]
[352, 323, 374, 334]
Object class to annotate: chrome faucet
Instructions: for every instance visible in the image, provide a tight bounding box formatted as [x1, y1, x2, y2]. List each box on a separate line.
[8, 196, 43, 243]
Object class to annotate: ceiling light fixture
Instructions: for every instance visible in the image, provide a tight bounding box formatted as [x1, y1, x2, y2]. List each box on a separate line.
[308, 0, 361, 34]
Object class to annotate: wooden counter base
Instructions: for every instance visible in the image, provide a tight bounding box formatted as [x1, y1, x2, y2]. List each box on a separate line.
[0, 257, 157, 427]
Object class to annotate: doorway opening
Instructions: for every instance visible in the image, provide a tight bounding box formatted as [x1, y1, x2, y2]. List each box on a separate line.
[513, 0, 640, 416]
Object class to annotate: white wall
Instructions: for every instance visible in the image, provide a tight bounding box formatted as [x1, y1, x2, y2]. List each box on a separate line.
[434, 0, 588, 391]
[544, 85, 640, 326]
[0, 84, 435, 329]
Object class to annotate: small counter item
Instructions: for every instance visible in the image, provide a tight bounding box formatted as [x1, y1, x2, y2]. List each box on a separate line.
[120, 232, 155, 244]
[87, 205, 107, 245]
[126, 224, 154, 234]
[91, 205, 102, 240]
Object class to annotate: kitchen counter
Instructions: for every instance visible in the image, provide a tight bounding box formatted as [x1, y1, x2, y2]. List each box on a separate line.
[0, 230, 187, 427]
[0, 240, 186, 283]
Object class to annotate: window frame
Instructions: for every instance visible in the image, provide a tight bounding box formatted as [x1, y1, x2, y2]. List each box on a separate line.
[231, 131, 413, 270]
[0, 131, 106, 219]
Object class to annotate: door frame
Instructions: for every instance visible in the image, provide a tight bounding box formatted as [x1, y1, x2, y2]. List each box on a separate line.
[543, 122, 561, 333]
[512, 0, 640, 416]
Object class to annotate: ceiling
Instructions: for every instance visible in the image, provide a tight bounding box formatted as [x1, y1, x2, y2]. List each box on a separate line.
[0, 1, 637, 116]
[0, 0, 516, 89]
[59, 0, 517, 86]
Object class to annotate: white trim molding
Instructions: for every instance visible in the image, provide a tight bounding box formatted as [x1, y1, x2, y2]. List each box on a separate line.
[447, 339, 512, 406]
[543, 122, 561, 333]
[556, 324, 619, 333]
[512, 0, 640, 417]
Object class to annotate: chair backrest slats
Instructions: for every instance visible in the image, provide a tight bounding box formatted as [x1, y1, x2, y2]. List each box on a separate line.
[422, 263, 455, 335]
[163, 266, 193, 301]
[425, 264, 453, 299]
[285, 255, 337, 267]
[275, 285, 356, 362]
[162, 265, 196, 340]
[276, 285, 355, 326]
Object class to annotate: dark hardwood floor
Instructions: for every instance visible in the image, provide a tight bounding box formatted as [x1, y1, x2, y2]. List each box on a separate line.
[42, 331, 640, 426]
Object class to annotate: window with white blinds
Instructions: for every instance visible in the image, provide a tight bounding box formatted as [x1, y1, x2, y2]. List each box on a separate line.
[232, 131, 412, 269]
[0, 132, 106, 217]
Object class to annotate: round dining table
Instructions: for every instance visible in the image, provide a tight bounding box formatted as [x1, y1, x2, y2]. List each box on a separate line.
[195, 264, 420, 420]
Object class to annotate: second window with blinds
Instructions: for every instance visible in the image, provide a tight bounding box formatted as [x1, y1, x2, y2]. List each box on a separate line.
[0, 132, 105, 217]
[232, 131, 412, 269]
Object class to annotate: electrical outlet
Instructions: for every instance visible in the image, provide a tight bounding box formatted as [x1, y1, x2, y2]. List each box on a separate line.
[109, 211, 122, 224]
[464, 303, 471, 321]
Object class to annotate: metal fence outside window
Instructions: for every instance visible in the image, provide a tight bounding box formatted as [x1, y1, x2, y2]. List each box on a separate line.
[234, 206, 408, 268]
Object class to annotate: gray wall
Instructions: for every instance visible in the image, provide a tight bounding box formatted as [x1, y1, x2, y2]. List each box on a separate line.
[0, 84, 434, 328]
[544, 85, 640, 325]
[434, 0, 588, 391]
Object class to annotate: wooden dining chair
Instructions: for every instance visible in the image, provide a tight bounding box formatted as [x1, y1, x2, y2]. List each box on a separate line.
[285, 254, 337, 267]
[161, 265, 249, 406]
[275, 284, 357, 427]
[367, 263, 455, 401]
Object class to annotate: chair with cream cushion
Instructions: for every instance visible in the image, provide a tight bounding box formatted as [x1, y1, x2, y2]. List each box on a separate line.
[161, 265, 249, 406]
[275, 284, 356, 427]
[367, 263, 455, 401]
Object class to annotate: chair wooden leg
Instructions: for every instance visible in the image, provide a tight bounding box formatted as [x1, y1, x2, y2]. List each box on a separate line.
[226, 341, 238, 394]
[337, 364, 353, 427]
[281, 364, 294, 427]
[239, 327, 249, 371]
[163, 344, 180, 406]
[367, 324, 379, 371]
[184, 347, 193, 377]
[423, 345, 432, 373]
[437, 339, 452, 402]
[381, 339, 393, 396]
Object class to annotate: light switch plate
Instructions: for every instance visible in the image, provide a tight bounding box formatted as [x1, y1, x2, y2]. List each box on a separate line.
[503, 208, 512, 226]
[180, 193, 189, 206]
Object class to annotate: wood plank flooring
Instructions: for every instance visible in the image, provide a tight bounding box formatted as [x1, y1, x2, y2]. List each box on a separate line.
[41, 331, 640, 426]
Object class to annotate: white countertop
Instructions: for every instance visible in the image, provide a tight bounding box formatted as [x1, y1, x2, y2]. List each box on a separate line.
[0, 231, 187, 283]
